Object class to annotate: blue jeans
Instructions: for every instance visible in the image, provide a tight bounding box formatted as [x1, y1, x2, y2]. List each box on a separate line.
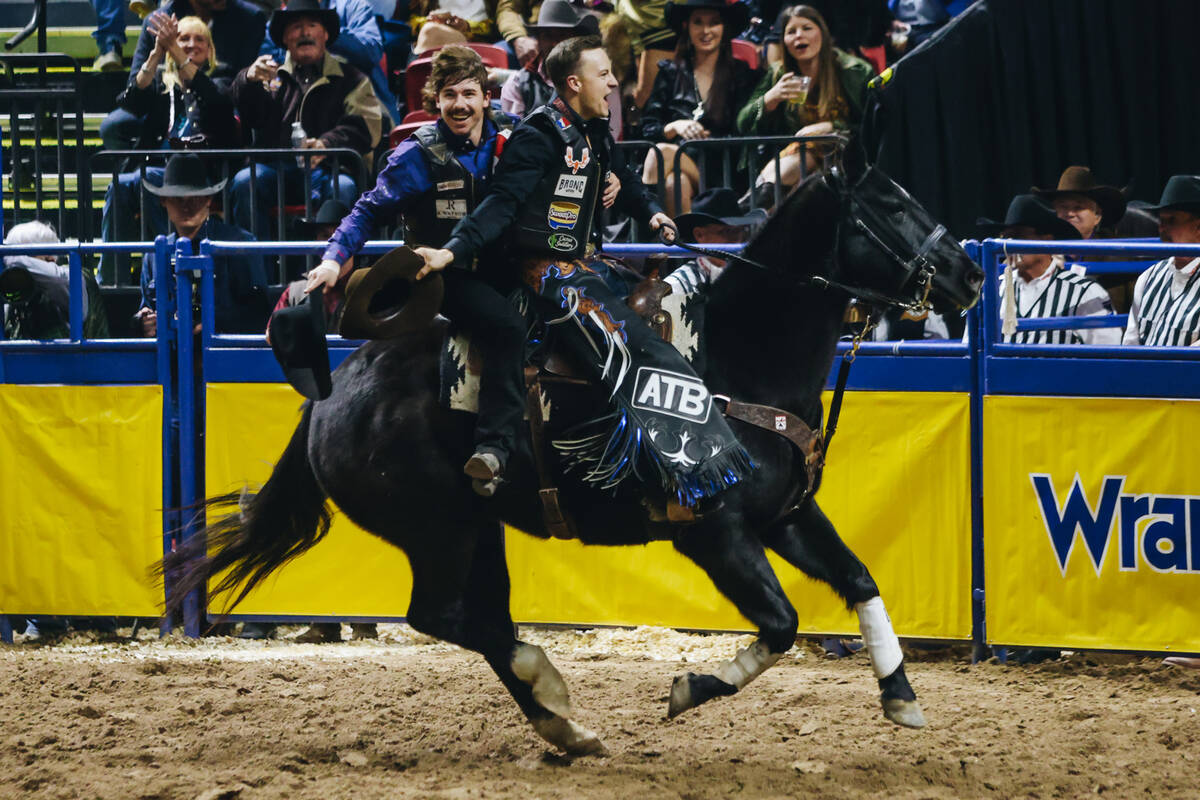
[99, 167, 169, 285]
[91, 0, 127, 53]
[231, 162, 359, 241]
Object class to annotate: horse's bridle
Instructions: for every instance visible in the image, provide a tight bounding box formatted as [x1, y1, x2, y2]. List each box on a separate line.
[661, 170, 947, 315]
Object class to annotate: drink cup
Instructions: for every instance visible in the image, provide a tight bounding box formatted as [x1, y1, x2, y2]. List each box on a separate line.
[789, 75, 812, 110]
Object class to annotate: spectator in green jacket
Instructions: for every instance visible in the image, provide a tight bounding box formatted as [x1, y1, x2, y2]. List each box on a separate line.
[735, 4, 873, 209]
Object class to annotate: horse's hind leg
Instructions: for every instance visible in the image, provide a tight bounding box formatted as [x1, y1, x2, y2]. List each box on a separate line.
[668, 521, 799, 718]
[762, 500, 926, 729]
[404, 521, 606, 756]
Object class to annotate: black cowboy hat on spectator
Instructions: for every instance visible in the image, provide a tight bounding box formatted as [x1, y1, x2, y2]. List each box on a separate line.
[1031, 166, 1127, 226]
[295, 199, 350, 239]
[269, 0, 340, 49]
[674, 188, 767, 241]
[527, 0, 600, 34]
[143, 153, 227, 197]
[975, 194, 1081, 240]
[270, 285, 332, 400]
[664, 0, 750, 34]
[339, 246, 444, 340]
[1134, 175, 1200, 215]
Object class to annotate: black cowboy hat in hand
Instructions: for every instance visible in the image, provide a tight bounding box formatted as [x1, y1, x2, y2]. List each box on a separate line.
[144, 153, 227, 197]
[674, 187, 767, 241]
[269, 0, 341, 49]
[527, 0, 600, 34]
[1031, 166, 1127, 226]
[270, 285, 332, 400]
[664, 0, 750, 35]
[975, 194, 1081, 240]
[1135, 175, 1200, 215]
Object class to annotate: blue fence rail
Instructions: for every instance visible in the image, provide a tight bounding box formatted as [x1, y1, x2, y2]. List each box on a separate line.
[2, 235, 1199, 655]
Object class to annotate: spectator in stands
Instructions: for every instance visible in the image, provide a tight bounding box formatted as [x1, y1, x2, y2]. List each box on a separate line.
[888, 0, 954, 50]
[616, 0, 676, 110]
[641, 0, 760, 215]
[977, 194, 1120, 346]
[91, 0, 129, 71]
[761, 1, 890, 66]
[496, 0, 542, 66]
[99, 14, 239, 283]
[269, 200, 354, 334]
[230, 0, 384, 241]
[498, 0, 599, 116]
[409, 0, 498, 53]
[1123, 176, 1200, 347]
[260, 0, 400, 128]
[736, 4, 872, 210]
[1032, 166, 1127, 241]
[101, 0, 268, 150]
[135, 154, 269, 337]
[1, 221, 109, 340]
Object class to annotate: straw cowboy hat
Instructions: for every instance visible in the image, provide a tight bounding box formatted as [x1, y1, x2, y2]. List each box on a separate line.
[664, 0, 750, 34]
[1032, 166, 1127, 226]
[269, 0, 340, 49]
[975, 194, 1081, 240]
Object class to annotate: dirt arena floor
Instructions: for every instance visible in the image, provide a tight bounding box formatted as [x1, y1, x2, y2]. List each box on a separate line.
[2, 624, 1197, 800]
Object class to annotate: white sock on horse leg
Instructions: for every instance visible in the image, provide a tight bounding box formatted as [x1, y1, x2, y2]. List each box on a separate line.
[855, 596, 903, 679]
[713, 639, 782, 690]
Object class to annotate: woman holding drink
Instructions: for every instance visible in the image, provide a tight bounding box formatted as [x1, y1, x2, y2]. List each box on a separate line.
[735, 4, 873, 209]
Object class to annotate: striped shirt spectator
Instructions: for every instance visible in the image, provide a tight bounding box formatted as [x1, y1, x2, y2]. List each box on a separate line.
[1000, 256, 1118, 345]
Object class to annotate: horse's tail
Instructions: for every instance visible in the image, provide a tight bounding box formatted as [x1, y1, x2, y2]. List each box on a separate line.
[160, 404, 331, 621]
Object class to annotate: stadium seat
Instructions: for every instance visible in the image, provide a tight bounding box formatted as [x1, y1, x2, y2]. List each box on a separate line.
[404, 56, 435, 118]
[860, 45, 886, 75]
[389, 121, 426, 149]
[416, 41, 510, 68]
[403, 110, 438, 124]
[731, 39, 760, 71]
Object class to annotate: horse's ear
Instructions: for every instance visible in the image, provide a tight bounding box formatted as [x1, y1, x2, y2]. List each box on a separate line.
[841, 132, 869, 183]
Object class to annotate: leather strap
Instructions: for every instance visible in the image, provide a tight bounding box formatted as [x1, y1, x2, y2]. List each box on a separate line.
[524, 367, 575, 539]
[720, 398, 824, 496]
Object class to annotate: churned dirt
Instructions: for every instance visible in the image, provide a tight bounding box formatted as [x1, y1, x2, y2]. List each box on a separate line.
[1, 624, 1197, 800]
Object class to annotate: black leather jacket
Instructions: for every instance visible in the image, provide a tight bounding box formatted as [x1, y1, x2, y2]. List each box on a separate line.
[642, 57, 762, 142]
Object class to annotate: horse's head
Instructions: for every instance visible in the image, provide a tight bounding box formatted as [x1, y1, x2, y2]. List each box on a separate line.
[823, 155, 983, 315]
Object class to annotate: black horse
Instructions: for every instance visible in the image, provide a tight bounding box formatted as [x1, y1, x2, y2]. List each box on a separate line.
[164, 156, 982, 755]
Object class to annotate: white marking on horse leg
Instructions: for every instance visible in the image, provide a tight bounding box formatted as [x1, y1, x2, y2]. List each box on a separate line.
[713, 639, 781, 690]
[531, 716, 608, 756]
[855, 596, 903, 679]
[511, 643, 573, 719]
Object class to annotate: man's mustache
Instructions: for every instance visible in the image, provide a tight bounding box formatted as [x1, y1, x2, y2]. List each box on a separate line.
[297, 37, 317, 47]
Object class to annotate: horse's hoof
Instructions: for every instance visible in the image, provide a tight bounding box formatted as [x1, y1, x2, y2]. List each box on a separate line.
[531, 716, 608, 757]
[882, 697, 927, 729]
[667, 673, 694, 718]
[512, 643, 573, 719]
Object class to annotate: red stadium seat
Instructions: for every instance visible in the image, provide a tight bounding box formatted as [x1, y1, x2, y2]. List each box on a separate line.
[731, 38, 760, 71]
[416, 41, 510, 69]
[860, 45, 886, 75]
[389, 121, 427, 149]
[403, 110, 438, 124]
[404, 56, 435, 118]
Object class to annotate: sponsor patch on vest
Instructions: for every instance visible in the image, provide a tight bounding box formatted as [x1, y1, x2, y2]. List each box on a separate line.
[436, 179, 465, 192]
[554, 174, 587, 199]
[632, 367, 712, 424]
[547, 233, 577, 252]
[435, 198, 468, 219]
[547, 201, 581, 230]
[564, 145, 590, 174]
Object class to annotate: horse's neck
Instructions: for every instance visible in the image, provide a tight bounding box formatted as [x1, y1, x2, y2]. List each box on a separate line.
[703, 265, 847, 425]
[701, 180, 847, 424]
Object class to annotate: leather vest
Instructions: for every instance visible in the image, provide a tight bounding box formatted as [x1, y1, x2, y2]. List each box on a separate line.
[516, 69, 555, 116]
[512, 100, 602, 259]
[404, 124, 478, 248]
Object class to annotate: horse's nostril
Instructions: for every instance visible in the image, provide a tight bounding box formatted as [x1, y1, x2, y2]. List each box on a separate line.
[968, 270, 984, 290]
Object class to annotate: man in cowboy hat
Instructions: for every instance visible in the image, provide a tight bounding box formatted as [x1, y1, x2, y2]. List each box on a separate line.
[977, 194, 1119, 346]
[1122, 175, 1200, 347]
[499, 0, 603, 121]
[1032, 165, 1127, 240]
[258, 0, 400, 126]
[306, 45, 528, 496]
[230, 0, 384, 240]
[134, 153, 269, 337]
[670, 187, 765, 283]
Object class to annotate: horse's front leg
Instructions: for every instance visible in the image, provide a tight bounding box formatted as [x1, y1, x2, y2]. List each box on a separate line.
[668, 517, 799, 718]
[762, 500, 926, 729]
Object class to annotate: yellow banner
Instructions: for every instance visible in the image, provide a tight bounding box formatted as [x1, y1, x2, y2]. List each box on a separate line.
[0, 384, 163, 616]
[207, 384, 970, 637]
[984, 395, 1200, 652]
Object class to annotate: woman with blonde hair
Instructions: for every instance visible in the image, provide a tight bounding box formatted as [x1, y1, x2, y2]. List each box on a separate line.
[99, 13, 239, 282]
[736, 4, 873, 208]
